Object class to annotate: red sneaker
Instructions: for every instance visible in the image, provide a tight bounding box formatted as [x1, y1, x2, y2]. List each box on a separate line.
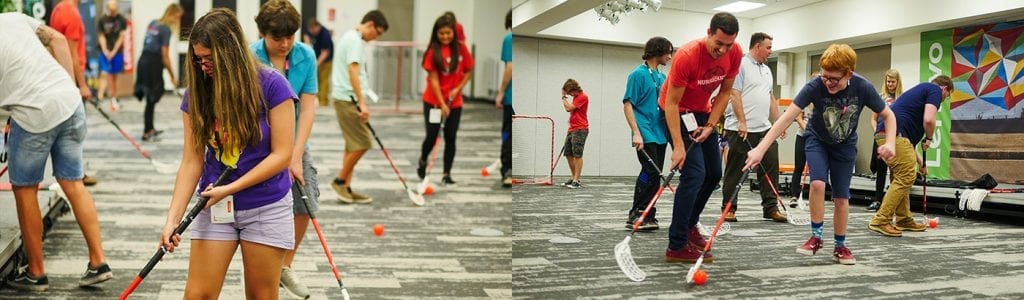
[833, 246, 856, 265]
[665, 245, 714, 264]
[688, 227, 707, 249]
[796, 236, 823, 255]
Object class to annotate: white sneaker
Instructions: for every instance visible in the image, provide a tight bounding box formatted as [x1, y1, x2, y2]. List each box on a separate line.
[280, 267, 310, 299]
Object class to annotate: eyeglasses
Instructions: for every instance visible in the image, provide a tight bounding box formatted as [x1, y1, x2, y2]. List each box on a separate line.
[819, 70, 845, 85]
[193, 55, 214, 68]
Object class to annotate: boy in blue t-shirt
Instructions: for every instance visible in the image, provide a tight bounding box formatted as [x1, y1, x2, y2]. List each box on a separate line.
[622, 36, 672, 231]
[745, 44, 897, 265]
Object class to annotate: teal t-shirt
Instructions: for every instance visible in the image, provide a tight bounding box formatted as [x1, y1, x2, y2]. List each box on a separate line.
[501, 32, 512, 106]
[249, 39, 318, 149]
[623, 63, 667, 144]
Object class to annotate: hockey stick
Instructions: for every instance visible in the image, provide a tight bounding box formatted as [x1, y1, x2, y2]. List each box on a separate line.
[687, 168, 751, 284]
[120, 167, 234, 299]
[615, 168, 678, 281]
[742, 140, 810, 225]
[292, 182, 351, 299]
[637, 148, 676, 193]
[88, 98, 177, 174]
[349, 97, 424, 205]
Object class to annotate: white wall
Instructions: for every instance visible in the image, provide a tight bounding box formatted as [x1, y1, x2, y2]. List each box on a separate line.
[513, 36, 652, 177]
[318, 0, 378, 38]
[535, 8, 754, 49]
[471, 0, 512, 98]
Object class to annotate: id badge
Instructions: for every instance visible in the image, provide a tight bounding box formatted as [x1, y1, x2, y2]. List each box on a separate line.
[429, 108, 442, 124]
[210, 195, 235, 224]
[681, 113, 698, 132]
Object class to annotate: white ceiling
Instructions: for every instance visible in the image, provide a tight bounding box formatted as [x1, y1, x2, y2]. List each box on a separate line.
[660, 0, 827, 18]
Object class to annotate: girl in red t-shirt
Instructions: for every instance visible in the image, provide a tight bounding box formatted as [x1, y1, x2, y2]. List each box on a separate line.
[417, 15, 474, 185]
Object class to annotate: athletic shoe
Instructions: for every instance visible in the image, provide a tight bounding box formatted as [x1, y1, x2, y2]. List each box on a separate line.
[796, 236, 823, 255]
[562, 180, 573, 187]
[110, 98, 120, 112]
[348, 188, 373, 204]
[417, 160, 427, 179]
[501, 176, 512, 188]
[687, 227, 707, 249]
[833, 246, 857, 265]
[789, 197, 799, 208]
[638, 218, 659, 231]
[868, 223, 902, 237]
[280, 267, 310, 299]
[82, 174, 98, 186]
[79, 262, 113, 287]
[894, 221, 927, 232]
[7, 271, 48, 292]
[332, 181, 356, 204]
[567, 180, 582, 189]
[665, 245, 713, 264]
[442, 176, 457, 186]
[866, 200, 881, 211]
[724, 211, 737, 222]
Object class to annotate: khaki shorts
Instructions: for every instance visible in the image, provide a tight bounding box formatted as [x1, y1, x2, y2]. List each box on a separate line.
[333, 100, 373, 152]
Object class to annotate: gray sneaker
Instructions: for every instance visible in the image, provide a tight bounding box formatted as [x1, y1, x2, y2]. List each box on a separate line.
[280, 267, 310, 299]
[348, 188, 374, 204]
[79, 262, 113, 287]
[332, 181, 356, 204]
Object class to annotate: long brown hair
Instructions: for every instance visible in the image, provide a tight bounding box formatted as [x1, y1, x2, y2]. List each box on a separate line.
[184, 8, 265, 154]
[159, 3, 182, 28]
[425, 15, 459, 74]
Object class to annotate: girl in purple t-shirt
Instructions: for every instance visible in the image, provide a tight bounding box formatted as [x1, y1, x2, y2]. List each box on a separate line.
[159, 9, 297, 298]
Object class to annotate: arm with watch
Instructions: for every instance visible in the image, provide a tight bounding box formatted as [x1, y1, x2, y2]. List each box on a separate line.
[919, 101, 939, 174]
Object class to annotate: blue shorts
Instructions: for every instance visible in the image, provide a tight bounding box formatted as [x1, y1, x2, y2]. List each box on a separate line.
[804, 133, 857, 199]
[8, 103, 87, 186]
[99, 52, 125, 74]
[191, 192, 295, 250]
[290, 150, 320, 215]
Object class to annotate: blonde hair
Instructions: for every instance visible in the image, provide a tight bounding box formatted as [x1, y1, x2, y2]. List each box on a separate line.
[184, 8, 266, 154]
[881, 69, 903, 99]
[820, 44, 856, 74]
[159, 3, 183, 28]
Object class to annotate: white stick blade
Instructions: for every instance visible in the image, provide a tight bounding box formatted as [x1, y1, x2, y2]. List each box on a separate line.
[408, 188, 425, 206]
[614, 236, 646, 281]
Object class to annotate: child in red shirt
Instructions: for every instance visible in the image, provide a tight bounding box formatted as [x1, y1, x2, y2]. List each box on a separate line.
[561, 79, 589, 189]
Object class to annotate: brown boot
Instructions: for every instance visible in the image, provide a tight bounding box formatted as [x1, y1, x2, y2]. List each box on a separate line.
[895, 220, 927, 232]
[868, 223, 902, 237]
[766, 210, 788, 223]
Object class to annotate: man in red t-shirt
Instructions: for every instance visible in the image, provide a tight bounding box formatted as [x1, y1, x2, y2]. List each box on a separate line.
[50, 0, 98, 186]
[659, 12, 744, 264]
[560, 79, 588, 189]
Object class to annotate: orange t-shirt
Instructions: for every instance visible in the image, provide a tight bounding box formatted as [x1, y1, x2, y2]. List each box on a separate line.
[658, 38, 743, 113]
[49, 1, 86, 72]
[422, 43, 474, 109]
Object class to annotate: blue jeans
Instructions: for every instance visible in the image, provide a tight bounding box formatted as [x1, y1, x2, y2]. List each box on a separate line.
[8, 103, 87, 186]
[668, 113, 722, 250]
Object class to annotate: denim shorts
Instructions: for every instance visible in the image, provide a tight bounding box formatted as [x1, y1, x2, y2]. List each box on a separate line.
[804, 133, 857, 199]
[291, 151, 320, 215]
[190, 192, 296, 250]
[8, 103, 87, 186]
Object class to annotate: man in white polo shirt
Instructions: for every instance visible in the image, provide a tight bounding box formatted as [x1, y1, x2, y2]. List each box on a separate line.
[721, 32, 787, 223]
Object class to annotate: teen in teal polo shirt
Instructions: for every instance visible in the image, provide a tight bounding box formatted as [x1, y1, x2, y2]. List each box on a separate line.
[249, 0, 319, 297]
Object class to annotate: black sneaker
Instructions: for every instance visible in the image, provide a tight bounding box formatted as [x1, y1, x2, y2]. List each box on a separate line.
[568, 180, 582, 189]
[79, 262, 113, 287]
[866, 201, 881, 211]
[563, 180, 573, 187]
[639, 218, 660, 231]
[7, 271, 48, 292]
[442, 176, 457, 186]
[417, 160, 427, 179]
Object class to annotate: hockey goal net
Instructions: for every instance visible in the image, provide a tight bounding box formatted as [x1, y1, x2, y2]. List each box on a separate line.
[512, 115, 556, 185]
